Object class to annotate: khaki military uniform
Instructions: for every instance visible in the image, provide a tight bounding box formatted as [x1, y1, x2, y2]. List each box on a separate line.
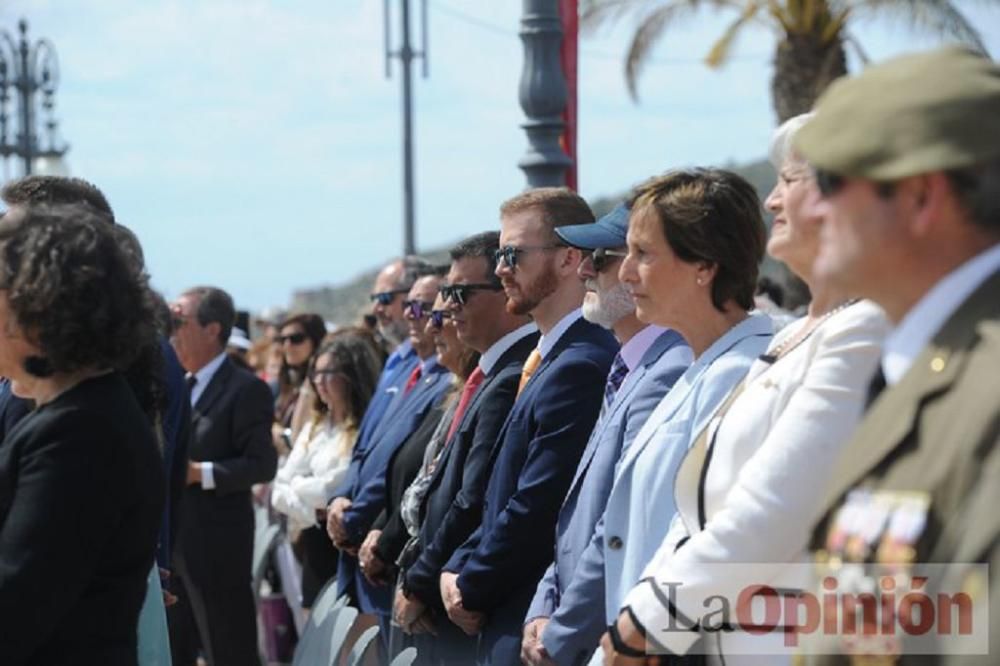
[805, 269, 1000, 665]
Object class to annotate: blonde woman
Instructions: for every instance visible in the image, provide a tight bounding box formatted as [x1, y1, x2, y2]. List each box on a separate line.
[271, 329, 383, 608]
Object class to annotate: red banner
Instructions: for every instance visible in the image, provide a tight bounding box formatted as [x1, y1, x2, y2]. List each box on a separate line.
[559, 0, 578, 191]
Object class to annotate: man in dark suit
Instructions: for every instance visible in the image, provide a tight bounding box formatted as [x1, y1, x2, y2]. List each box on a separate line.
[169, 286, 277, 666]
[328, 273, 453, 629]
[440, 188, 618, 665]
[522, 204, 692, 666]
[393, 231, 538, 663]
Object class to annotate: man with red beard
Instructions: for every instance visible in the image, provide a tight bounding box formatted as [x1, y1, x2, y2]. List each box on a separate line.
[439, 188, 618, 665]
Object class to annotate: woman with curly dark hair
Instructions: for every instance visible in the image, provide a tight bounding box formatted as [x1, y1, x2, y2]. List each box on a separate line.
[271, 312, 327, 456]
[0, 204, 164, 665]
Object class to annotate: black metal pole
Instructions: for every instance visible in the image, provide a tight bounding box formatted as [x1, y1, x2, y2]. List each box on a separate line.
[400, 0, 416, 256]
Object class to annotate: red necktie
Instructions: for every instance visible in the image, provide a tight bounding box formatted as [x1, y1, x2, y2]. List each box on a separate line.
[404, 365, 422, 395]
[446, 367, 485, 443]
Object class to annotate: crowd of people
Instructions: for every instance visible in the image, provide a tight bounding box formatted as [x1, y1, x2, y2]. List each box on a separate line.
[0, 45, 996, 666]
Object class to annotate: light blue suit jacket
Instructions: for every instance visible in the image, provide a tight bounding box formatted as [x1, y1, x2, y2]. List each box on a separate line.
[528, 329, 692, 666]
[544, 313, 773, 650]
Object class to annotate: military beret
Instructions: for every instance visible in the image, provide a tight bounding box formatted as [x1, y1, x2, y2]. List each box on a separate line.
[795, 46, 1000, 180]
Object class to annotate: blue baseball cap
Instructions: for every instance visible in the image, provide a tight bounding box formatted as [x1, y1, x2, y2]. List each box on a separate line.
[555, 202, 629, 250]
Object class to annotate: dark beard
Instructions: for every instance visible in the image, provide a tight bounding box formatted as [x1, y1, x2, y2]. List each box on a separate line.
[506, 260, 558, 316]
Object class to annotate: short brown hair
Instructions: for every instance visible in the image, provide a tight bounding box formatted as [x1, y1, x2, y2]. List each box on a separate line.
[2, 176, 114, 221]
[628, 168, 766, 312]
[499, 187, 594, 242]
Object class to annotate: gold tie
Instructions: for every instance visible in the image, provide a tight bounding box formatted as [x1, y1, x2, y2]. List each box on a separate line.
[517, 349, 542, 397]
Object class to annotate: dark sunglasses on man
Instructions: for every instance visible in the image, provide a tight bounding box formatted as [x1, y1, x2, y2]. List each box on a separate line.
[587, 247, 629, 273]
[369, 288, 410, 306]
[439, 282, 503, 306]
[493, 244, 565, 270]
[403, 299, 435, 319]
[430, 309, 453, 330]
[275, 332, 308, 345]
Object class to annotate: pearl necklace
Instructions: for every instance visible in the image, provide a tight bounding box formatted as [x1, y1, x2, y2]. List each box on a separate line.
[759, 298, 860, 364]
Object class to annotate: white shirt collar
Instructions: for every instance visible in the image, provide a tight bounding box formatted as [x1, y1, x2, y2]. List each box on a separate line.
[189, 351, 228, 406]
[618, 325, 668, 371]
[478, 323, 538, 375]
[537, 308, 583, 359]
[883, 242, 1000, 385]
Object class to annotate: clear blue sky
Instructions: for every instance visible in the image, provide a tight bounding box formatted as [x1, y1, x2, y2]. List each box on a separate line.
[2, 1, 998, 313]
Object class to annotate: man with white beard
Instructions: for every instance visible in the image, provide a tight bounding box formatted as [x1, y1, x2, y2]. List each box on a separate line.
[521, 204, 693, 666]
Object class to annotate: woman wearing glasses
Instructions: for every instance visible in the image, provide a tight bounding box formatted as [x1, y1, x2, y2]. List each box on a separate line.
[271, 329, 383, 609]
[600, 125, 887, 665]
[271, 313, 327, 456]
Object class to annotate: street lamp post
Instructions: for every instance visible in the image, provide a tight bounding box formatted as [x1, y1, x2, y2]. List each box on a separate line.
[0, 19, 69, 179]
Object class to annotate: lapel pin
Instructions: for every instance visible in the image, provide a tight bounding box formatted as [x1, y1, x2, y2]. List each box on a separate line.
[930, 356, 946, 373]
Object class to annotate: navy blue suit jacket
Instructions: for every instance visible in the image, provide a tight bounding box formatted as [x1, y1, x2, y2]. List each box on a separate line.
[402, 331, 539, 610]
[446, 317, 617, 616]
[338, 358, 453, 614]
[329, 340, 418, 502]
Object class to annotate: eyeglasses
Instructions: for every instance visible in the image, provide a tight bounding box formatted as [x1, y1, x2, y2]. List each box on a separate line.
[813, 168, 846, 198]
[439, 282, 503, 306]
[275, 332, 307, 345]
[369, 288, 409, 306]
[493, 244, 565, 270]
[430, 309, 453, 330]
[588, 247, 629, 273]
[403, 299, 435, 319]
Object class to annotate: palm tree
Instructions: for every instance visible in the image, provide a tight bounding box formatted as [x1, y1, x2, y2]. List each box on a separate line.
[583, 0, 989, 122]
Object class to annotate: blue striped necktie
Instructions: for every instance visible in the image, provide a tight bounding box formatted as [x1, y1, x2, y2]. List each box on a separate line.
[602, 352, 628, 415]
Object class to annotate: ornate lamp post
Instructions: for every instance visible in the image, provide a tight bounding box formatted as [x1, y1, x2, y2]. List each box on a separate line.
[0, 19, 69, 179]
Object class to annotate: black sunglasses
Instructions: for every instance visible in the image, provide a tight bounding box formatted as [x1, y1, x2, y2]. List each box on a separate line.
[439, 282, 503, 306]
[493, 244, 565, 270]
[309, 368, 343, 381]
[813, 168, 846, 198]
[588, 247, 629, 273]
[430, 309, 453, 330]
[275, 332, 308, 345]
[403, 299, 435, 319]
[369, 288, 409, 306]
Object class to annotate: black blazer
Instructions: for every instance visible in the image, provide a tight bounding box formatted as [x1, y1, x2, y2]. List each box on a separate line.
[176, 357, 276, 582]
[0, 372, 165, 665]
[402, 332, 538, 609]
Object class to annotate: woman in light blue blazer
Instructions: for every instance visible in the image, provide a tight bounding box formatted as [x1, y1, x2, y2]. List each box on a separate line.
[601, 120, 889, 665]
[544, 168, 773, 665]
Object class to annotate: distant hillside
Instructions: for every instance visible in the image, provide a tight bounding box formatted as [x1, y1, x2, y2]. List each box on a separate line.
[289, 158, 806, 325]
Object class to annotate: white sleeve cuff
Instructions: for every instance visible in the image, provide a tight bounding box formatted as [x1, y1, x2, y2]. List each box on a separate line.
[201, 462, 216, 490]
[623, 578, 701, 656]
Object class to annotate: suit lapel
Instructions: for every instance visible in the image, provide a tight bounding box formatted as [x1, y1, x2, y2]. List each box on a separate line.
[193, 358, 232, 419]
[823, 268, 1000, 507]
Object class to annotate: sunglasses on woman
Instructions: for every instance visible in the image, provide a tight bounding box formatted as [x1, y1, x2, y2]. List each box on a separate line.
[439, 282, 503, 306]
[430, 309, 453, 330]
[309, 368, 344, 381]
[369, 288, 409, 306]
[403, 299, 435, 319]
[588, 247, 629, 273]
[275, 332, 307, 345]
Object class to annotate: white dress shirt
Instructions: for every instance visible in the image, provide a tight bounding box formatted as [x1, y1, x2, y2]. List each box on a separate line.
[187, 351, 228, 490]
[883, 242, 1000, 385]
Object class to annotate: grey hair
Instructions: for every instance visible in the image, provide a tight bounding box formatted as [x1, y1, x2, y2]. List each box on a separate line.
[768, 113, 815, 169]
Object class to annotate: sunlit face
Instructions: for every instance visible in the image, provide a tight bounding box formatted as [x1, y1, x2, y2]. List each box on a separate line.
[278, 323, 314, 367]
[808, 178, 903, 298]
[170, 293, 221, 373]
[311, 351, 348, 416]
[0, 290, 41, 396]
[446, 257, 507, 353]
[619, 205, 703, 330]
[371, 263, 408, 345]
[428, 293, 465, 373]
[578, 248, 634, 329]
[495, 209, 565, 316]
[764, 157, 823, 279]
[405, 276, 440, 359]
